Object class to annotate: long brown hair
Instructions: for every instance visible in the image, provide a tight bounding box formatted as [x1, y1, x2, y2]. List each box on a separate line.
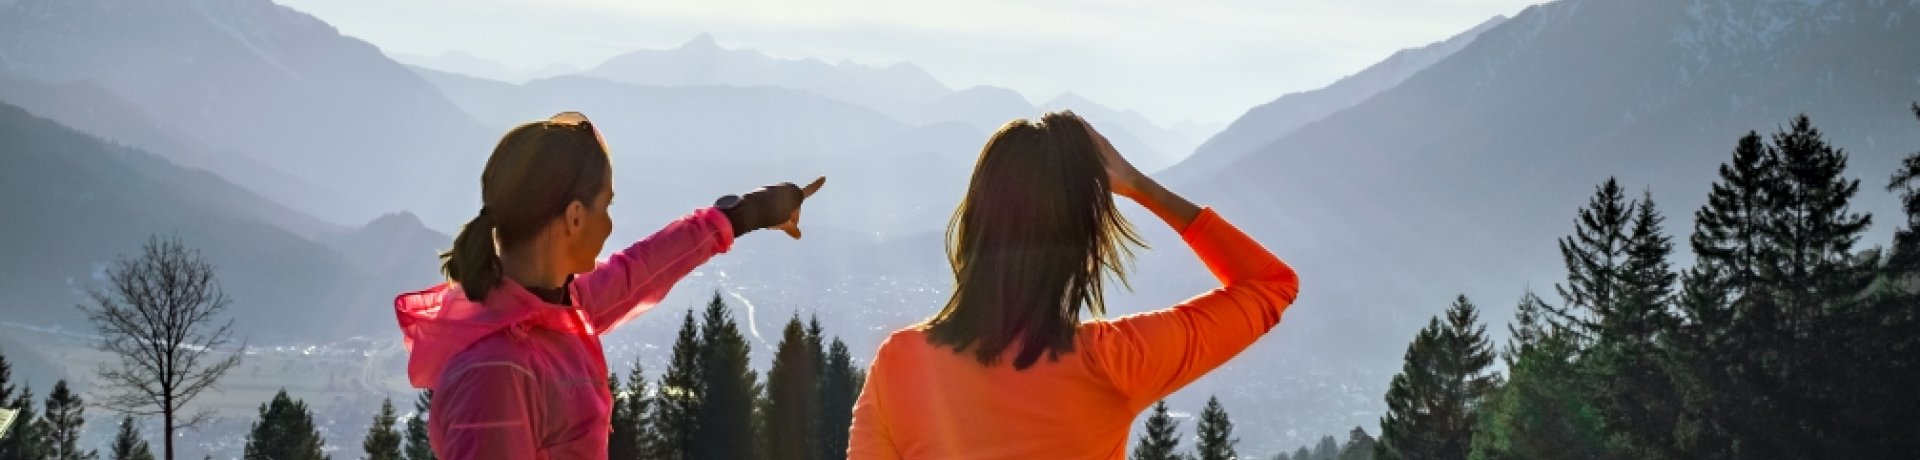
[440, 114, 609, 301]
[923, 111, 1145, 370]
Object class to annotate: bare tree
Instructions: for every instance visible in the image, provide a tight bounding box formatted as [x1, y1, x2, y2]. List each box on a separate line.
[78, 236, 243, 460]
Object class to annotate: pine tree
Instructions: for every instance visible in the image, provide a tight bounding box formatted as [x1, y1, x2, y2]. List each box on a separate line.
[1130, 401, 1184, 460]
[614, 359, 660, 460]
[362, 398, 402, 460]
[1669, 130, 1775, 460]
[1616, 192, 1679, 346]
[1311, 436, 1339, 460]
[1468, 293, 1605, 460]
[1549, 178, 1634, 346]
[2, 384, 50, 460]
[1888, 102, 1920, 272]
[805, 318, 826, 380]
[608, 372, 639, 460]
[817, 337, 860, 459]
[651, 308, 704, 460]
[1293, 446, 1311, 460]
[108, 415, 154, 460]
[765, 315, 819, 460]
[40, 381, 95, 460]
[752, 389, 772, 460]
[1857, 101, 1920, 457]
[1378, 320, 1443, 460]
[1, 352, 23, 458]
[1590, 192, 1681, 459]
[402, 391, 433, 460]
[1377, 296, 1496, 460]
[804, 316, 833, 460]
[695, 292, 759, 460]
[242, 390, 328, 460]
[1193, 396, 1238, 460]
[1762, 115, 1884, 458]
[1337, 426, 1376, 460]
[0, 350, 10, 407]
[1673, 115, 1877, 459]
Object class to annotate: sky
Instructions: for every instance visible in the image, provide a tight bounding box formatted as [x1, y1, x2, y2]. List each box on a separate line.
[274, 0, 1544, 127]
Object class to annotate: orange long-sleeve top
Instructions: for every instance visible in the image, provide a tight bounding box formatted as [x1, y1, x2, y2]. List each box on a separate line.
[847, 207, 1301, 459]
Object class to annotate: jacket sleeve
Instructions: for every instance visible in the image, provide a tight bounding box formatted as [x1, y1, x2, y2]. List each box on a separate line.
[571, 207, 735, 334]
[847, 339, 903, 460]
[432, 362, 543, 460]
[1081, 207, 1300, 409]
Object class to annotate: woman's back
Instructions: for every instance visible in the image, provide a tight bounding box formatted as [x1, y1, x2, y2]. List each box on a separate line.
[858, 327, 1137, 458]
[850, 208, 1300, 459]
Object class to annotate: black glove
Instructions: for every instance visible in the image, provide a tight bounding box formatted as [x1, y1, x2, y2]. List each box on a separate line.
[716, 177, 825, 239]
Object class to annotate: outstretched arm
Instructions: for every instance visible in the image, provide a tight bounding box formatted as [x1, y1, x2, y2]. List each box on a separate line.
[572, 177, 825, 334]
[570, 207, 735, 334]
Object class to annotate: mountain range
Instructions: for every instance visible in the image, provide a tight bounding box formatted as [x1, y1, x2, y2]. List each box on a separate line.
[2, 0, 1917, 455]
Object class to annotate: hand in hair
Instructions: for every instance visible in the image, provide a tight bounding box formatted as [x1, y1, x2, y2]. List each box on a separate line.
[1083, 121, 1198, 230]
[717, 176, 826, 239]
[1083, 123, 1145, 199]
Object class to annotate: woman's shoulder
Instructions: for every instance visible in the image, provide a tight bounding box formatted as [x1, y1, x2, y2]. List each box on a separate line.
[869, 324, 936, 363]
[440, 329, 540, 384]
[1073, 317, 1127, 343]
[879, 325, 928, 350]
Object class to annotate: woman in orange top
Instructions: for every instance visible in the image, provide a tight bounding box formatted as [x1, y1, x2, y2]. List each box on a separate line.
[847, 111, 1300, 459]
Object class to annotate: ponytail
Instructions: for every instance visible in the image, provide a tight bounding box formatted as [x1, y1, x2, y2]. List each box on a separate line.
[440, 207, 503, 301]
[441, 115, 610, 301]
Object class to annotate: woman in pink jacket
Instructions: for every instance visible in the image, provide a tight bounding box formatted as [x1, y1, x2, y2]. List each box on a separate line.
[394, 112, 822, 460]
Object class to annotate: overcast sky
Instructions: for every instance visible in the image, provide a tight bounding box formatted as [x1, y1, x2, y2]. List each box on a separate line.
[276, 0, 1542, 126]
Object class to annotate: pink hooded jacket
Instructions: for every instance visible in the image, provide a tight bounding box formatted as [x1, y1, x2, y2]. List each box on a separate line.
[394, 207, 735, 460]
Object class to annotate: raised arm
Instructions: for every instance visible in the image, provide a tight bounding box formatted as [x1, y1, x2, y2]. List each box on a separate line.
[1079, 123, 1301, 409]
[571, 178, 824, 334]
[569, 206, 735, 334]
[1081, 205, 1299, 408]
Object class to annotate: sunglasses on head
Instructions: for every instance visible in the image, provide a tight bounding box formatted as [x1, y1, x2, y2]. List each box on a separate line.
[548, 111, 592, 129]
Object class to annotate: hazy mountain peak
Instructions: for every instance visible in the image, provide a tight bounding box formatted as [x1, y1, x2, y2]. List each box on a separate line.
[890, 59, 931, 72]
[681, 32, 722, 51]
[952, 85, 1033, 107]
[1045, 91, 1097, 109]
[437, 49, 485, 61]
[364, 210, 427, 232]
[1475, 14, 1510, 32]
[584, 33, 965, 124]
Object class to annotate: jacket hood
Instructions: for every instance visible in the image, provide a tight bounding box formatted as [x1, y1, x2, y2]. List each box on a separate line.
[394, 279, 585, 388]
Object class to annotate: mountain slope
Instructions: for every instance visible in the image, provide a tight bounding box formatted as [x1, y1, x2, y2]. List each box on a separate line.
[1181, 0, 1920, 365]
[1161, 14, 1508, 184]
[0, 74, 350, 236]
[0, 0, 494, 228]
[1130, 0, 1920, 450]
[0, 101, 447, 342]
